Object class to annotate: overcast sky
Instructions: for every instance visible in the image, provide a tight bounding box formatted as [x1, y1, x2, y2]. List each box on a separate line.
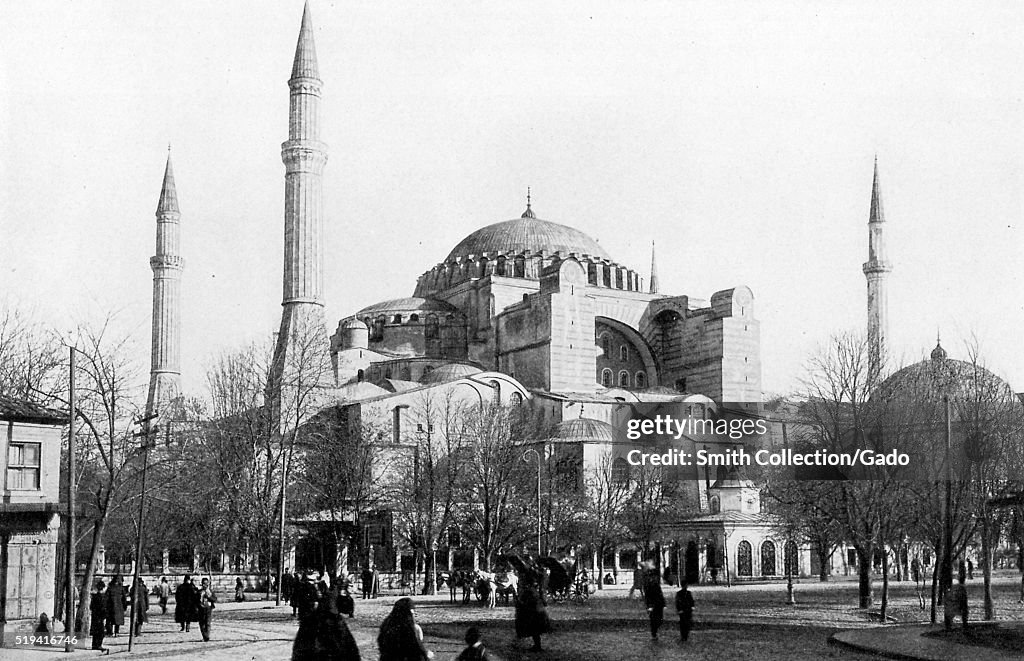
[2, 1, 1021, 399]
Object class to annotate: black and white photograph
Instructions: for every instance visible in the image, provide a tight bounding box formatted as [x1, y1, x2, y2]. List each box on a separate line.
[1, 2, 1023, 659]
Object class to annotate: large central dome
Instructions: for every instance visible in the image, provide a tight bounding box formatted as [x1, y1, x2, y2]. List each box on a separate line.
[444, 215, 612, 263]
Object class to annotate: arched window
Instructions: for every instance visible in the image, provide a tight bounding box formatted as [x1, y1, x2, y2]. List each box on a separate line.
[356, 369, 364, 383]
[601, 369, 613, 387]
[635, 371, 646, 388]
[489, 380, 500, 403]
[737, 541, 752, 577]
[602, 265, 611, 287]
[674, 377, 687, 392]
[784, 541, 799, 577]
[709, 495, 720, 514]
[495, 256, 507, 276]
[619, 346, 628, 361]
[513, 256, 526, 277]
[587, 262, 598, 285]
[393, 314, 402, 324]
[611, 457, 630, 484]
[598, 333, 611, 357]
[409, 313, 419, 322]
[425, 314, 439, 339]
[761, 540, 777, 576]
[510, 392, 523, 406]
[618, 371, 630, 387]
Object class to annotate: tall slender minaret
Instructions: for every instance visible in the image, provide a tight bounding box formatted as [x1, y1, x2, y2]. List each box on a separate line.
[146, 148, 184, 415]
[270, 1, 332, 405]
[863, 157, 892, 376]
[649, 241, 659, 294]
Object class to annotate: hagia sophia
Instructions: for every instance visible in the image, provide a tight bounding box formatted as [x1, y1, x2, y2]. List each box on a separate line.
[137, 2, 1014, 583]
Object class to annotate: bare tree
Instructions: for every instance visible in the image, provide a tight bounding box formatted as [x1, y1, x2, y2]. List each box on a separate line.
[582, 449, 631, 580]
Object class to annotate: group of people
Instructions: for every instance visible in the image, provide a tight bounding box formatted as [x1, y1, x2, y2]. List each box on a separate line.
[88, 575, 150, 652]
[173, 574, 218, 641]
[641, 562, 696, 643]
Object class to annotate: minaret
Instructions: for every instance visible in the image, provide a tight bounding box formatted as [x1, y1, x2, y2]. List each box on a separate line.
[863, 157, 892, 377]
[270, 1, 332, 407]
[649, 241, 659, 294]
[146, 148, 184, 415]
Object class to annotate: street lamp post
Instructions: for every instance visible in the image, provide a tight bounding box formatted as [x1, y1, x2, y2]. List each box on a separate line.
[524, 448, 540, 556]
[941, 395, 953, 616]
[65, 348, 76, 653]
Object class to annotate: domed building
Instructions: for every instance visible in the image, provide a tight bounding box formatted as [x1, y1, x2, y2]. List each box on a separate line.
[331, 200, 761, 405]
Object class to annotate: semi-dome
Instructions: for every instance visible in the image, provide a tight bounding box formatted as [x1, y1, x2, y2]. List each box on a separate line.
[421, 363, 483, 384]
[444, 216, 612, 263]
[356, 297, 458, 316]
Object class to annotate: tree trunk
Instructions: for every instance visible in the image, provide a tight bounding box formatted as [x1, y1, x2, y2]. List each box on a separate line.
[982, 514, 993, 620]
[817, 545, 830, 582]
[929, 552, 940, 624]
[855, 545, 873, 608]
[76, 519, 108, 636]
[880, 545, 889, 621]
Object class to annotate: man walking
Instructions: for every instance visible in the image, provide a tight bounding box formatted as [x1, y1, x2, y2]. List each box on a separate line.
[197, 577, 218, 642]
[643, 563, 665, 640]
[675, 582, 695, 643]
[158, 577, 171, 615]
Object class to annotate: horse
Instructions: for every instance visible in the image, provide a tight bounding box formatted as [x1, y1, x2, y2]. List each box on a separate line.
[494, 571, 518, 606]
[474, 570, 498, 608]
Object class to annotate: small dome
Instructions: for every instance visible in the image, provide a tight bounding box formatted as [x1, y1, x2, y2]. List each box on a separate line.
[547, 418, 615, 443]
[930, 340, 948, 361]
[444, 216, 612, 263]
[339, 317, 367, 330]
[421, 363, 483, 384]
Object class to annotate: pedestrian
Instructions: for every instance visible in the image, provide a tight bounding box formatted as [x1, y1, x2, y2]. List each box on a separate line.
[235, 577, 246, 602]
[175, 574, 198, 632]
[90, 579, 108, 652]
[158, 576, 171, 615]
[643, 564, 665, 640]
[337, 581, 355, 618]
[283, 567, 295, 604]
[449, 571, 459, 603]
[628, 565, 645, 599]
[360, 567, 373, 600]
[455, 626, 491, 661]
[295, 572, 321, 620]
[132, 576, 149, 636]
[675, 582, 695, 643]
[197, 577, 218, 642]
[507, 555, 551, 652]
[371, 568, 380, 599]
[105, 574, 126, 637]
[290, 571, 304, 617]
[292, 581, 361, 660]
[967, 558, 974, 580]
[377, 597, 433, 661]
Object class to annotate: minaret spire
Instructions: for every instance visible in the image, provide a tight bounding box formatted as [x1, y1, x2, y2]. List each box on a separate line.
[863, 156, 893, 377]
[649, 240, 659, 294]
[269, 1, 333, 418]
[147, 149, 184, 416]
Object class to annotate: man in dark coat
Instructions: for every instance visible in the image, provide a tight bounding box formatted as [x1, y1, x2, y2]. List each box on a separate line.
[105, 575, 127, 636]
[90, 580, 108, 652]
[294, 573, 321, 620]
[643, 565, 665, 639]
[360, 568, 372, 600]
[132, 577, 149, 636]
[675, 582, 695, 642]
[175, 575, 198, 632]
[508, 556, 551, 652]
[197, 577, 218, 642]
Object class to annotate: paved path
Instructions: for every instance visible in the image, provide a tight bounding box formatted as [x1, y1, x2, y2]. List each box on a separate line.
[831, 622, 1024, 661]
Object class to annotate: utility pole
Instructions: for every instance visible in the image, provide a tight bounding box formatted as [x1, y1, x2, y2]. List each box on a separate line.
[127, 412, 157, 652]
[65, 348, 76, 652]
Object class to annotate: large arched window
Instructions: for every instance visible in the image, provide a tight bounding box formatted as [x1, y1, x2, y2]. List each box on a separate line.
[737, 541, 753, 577]
[618, 371, 630, 387]
[513, 256, 526, 278]
[601, 369, 613, 387]
[495, 256, 507, 276]
[761, 540, 777, 576]
[635, 371, 646, 388]
[611, 457, 630, 484]
[510, 391, 523, 406]
[709, 495, 720, 514]
[784, 541, 799, 577]
[587, 262, 598, 285]
[599, 333, 611, 357]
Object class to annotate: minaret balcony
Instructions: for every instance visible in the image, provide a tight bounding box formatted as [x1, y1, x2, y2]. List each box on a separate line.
[150, 255, 184, 271]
